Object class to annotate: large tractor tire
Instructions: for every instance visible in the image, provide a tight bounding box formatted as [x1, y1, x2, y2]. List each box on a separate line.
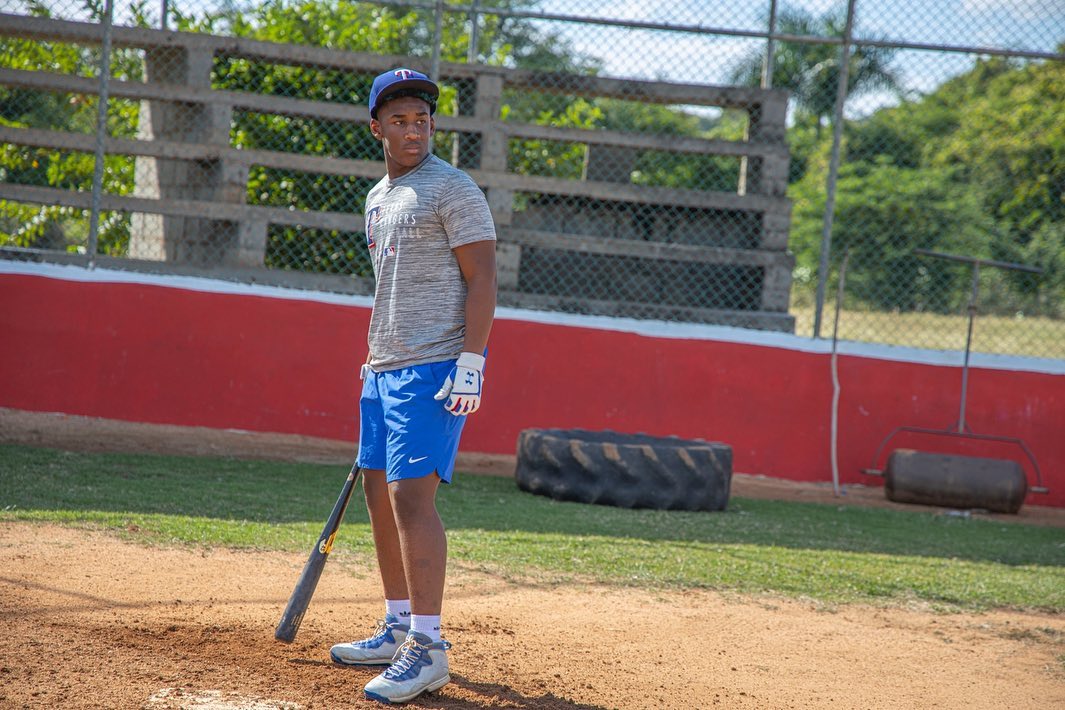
[515, 428, 732, 511]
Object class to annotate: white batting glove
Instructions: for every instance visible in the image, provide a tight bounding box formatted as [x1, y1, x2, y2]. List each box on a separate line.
[434, 352, 485, 416]
[360, 363, 373, 380]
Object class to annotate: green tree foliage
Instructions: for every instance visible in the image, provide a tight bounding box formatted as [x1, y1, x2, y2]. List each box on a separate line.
[172, 0, 601, 273]
[790, 155, 995, 311]
[598, 102, 746, 192]
[0, 0, 149, 253]
[830, 56, 1065, 316]
[2, 0, 600, 266]
[504, 99, 602, 182]
[931, 57, 1064, 311]
[729, 7, 901, 135]
[3, 0, 1059, 322]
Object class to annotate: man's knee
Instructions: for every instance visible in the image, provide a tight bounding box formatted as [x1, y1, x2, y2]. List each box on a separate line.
[362, 469, 390, 510]
[388, 475, 440, 520]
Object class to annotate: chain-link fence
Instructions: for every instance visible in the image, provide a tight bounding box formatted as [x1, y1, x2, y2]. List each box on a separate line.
[2, 1, 1063, 358]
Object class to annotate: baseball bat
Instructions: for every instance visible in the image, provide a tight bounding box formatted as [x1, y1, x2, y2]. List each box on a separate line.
[275, 463, 362, 643]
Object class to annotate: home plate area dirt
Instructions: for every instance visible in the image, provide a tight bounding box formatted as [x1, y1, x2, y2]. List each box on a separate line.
[1, 410, 1064, 708]
[1, 523, 1063, 710]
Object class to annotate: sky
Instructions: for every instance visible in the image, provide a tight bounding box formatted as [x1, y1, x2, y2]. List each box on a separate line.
[532, 0, 1063, 53]
[531, 0, 1064, 116]
[16, 0, 1062, 116]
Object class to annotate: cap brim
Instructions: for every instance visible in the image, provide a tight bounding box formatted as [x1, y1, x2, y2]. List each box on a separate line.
[378, 79, 439, 104]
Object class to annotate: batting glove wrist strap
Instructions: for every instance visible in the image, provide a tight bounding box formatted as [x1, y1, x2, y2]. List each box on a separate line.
[434, 352, 486, 416]
[455, 352, 485, 371]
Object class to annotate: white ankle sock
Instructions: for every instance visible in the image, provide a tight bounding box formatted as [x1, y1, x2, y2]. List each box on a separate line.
[385, 599, 411, 625]
[410, 614, 442, 642]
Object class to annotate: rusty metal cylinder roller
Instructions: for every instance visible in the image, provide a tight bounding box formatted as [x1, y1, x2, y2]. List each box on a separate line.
[885, 449, 1028, 514]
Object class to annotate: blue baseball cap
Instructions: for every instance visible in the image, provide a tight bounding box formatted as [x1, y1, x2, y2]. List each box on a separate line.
[368, 68, 439, 119]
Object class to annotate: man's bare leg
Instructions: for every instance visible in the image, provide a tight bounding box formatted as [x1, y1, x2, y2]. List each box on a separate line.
[388, 474, 446, 616]
[362, 468, 408, 601]
[328, 468, 412, 667]
[362, 472, 452, 703]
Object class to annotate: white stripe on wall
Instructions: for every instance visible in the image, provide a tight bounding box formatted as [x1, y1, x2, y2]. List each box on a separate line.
[3, 259, 1063, 376]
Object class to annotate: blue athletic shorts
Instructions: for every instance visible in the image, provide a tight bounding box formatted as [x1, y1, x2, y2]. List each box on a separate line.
[357, 359, 466, 484]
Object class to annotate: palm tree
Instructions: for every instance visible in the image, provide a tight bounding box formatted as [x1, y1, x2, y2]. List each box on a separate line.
[730, 8, 901, 135]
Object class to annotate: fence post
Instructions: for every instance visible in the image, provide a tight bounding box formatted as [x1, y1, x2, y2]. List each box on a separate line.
[473, 72, 519, 289]
[430, 0, 444, 81]
[739, 0, 781, 199]
[762, 0, 779, 89]
[812, 0, 857, 338]
[452, 0, 483, 169]
[468, 0, 480, 63]
[86, 0, 114, 269]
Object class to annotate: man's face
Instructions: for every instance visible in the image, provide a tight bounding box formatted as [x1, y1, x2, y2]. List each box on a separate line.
[370, 95, 435, 178]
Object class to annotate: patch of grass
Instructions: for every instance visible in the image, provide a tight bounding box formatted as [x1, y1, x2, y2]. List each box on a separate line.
[790, 302, 1065, 360]
[2, 444, 1063, 611]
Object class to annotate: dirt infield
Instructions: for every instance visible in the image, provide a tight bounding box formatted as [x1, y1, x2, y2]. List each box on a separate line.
[2, 523, 1064, 709]
[2, 409, 1065, 708]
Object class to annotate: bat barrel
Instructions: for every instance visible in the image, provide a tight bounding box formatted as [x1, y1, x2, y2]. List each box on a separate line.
[274, 465, 361, 642]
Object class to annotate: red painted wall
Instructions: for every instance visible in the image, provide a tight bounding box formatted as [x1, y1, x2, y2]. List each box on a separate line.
[2, 269, 1063, 507]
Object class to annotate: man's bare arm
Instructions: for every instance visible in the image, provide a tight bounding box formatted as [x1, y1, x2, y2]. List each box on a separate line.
[454, 240, 497, 354]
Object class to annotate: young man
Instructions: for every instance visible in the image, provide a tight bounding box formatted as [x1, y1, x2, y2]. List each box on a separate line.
[329, 68, 497, 704]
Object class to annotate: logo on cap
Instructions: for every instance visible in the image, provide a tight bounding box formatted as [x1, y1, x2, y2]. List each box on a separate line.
[369, 67, 440, 119]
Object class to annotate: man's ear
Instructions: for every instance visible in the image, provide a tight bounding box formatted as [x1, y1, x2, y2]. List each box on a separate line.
[369, 118, 382, 139]
[429, 115, 435, 136]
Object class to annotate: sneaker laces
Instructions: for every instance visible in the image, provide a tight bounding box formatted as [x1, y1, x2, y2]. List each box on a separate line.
[384, 636, 425, 678]
[352, 618, 390, 647]
[383, 636, 451, 679]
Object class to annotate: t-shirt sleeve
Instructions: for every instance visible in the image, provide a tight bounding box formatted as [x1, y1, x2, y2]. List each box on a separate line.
[437, 171, 497, 249]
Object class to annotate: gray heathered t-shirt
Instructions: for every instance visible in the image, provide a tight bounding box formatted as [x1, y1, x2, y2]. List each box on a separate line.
[364, 154, 496, 371]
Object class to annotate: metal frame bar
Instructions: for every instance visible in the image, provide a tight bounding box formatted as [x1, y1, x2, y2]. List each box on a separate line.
[865, 426, 1048, 494]
[812, 0, 857, 338]
[861, 249, 1050, 495]
[85, 0, 113, 269]
[911, 249, 1045, 433]
[382, 1, 1063, 60]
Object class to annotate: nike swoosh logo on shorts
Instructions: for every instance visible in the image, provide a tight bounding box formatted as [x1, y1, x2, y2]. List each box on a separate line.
[408, 455, 428, 464]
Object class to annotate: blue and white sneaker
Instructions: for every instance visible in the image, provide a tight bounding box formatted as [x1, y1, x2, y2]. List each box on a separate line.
[330, 614, 409, 666]
[363, 631, 452, 704]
